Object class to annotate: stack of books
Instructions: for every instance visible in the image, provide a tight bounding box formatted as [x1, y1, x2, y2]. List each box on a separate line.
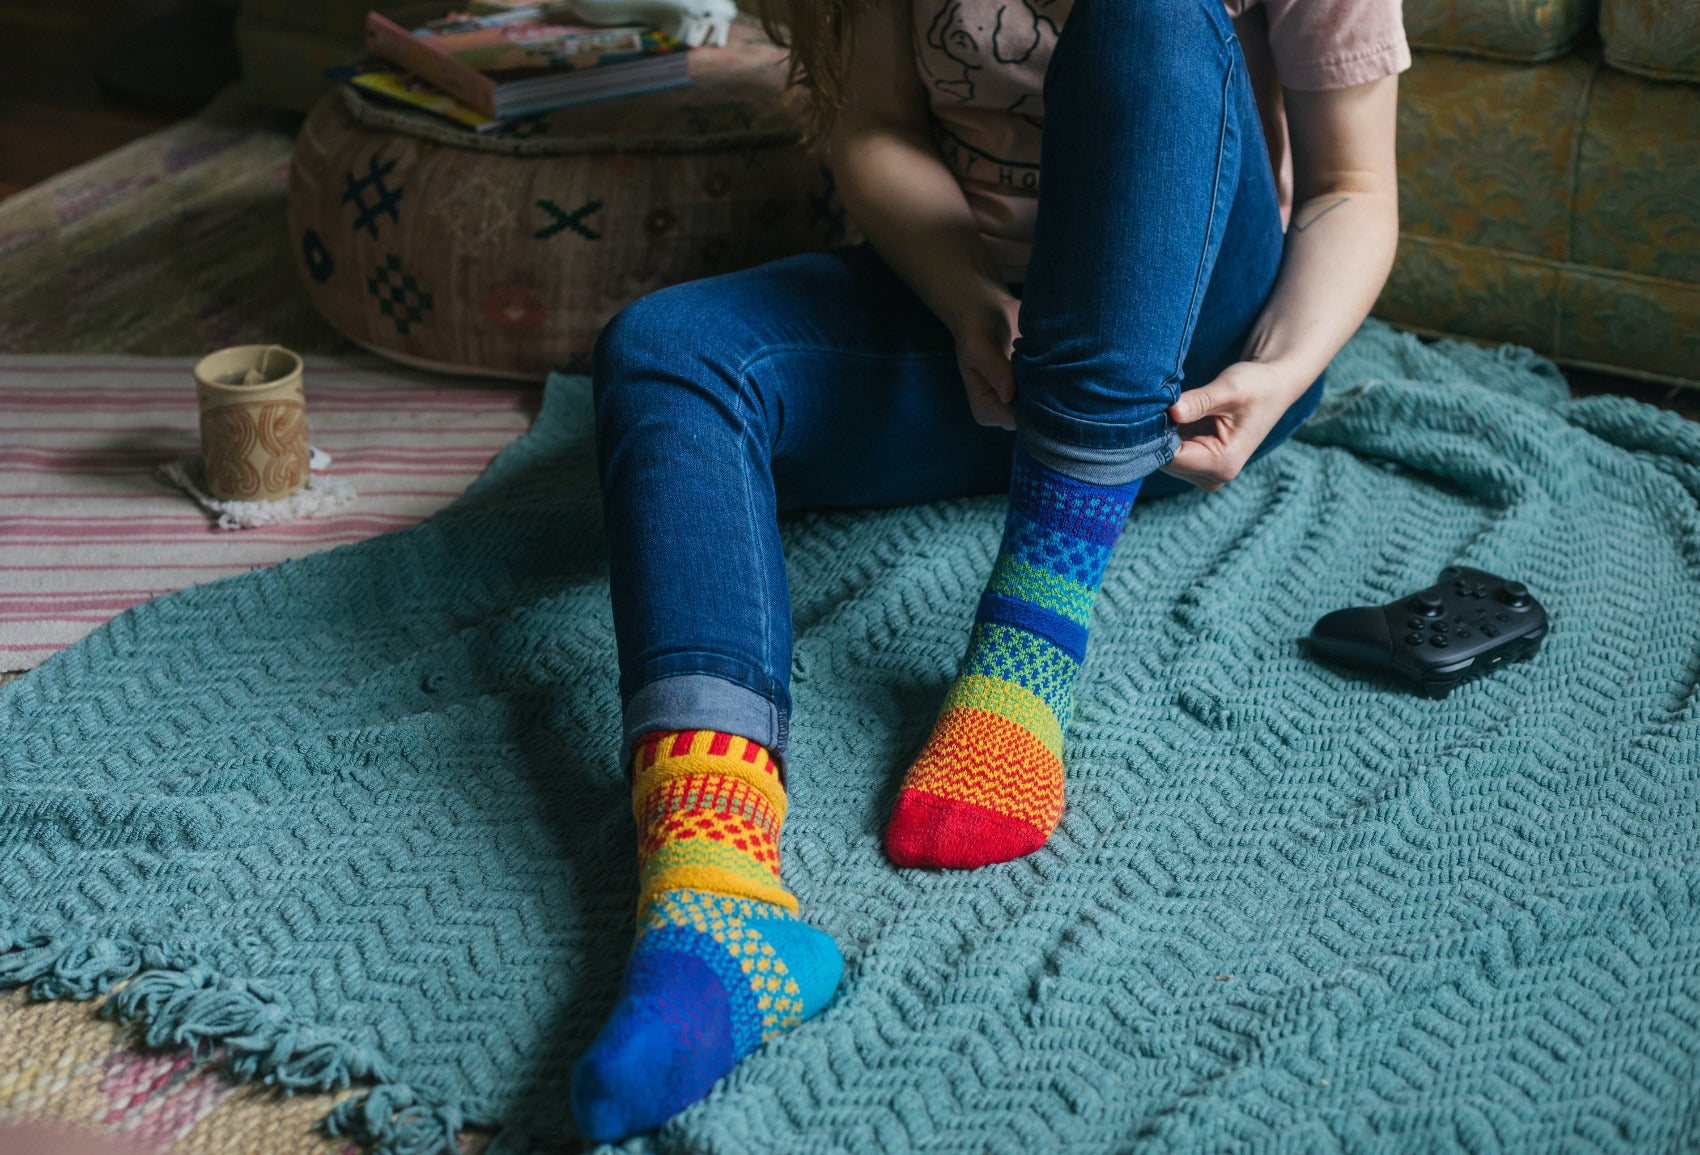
[338, 2, 692, 133]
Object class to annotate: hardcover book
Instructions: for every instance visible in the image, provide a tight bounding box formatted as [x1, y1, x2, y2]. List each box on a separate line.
[363, 6, 689, 119]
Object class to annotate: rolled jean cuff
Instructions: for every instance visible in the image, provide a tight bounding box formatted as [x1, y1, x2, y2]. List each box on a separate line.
[1013, 397, 1179, 486]
[621, 672, 789, 779]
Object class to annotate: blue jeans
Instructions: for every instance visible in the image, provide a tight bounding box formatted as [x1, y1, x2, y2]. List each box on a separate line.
[592, 0, 1323, 767]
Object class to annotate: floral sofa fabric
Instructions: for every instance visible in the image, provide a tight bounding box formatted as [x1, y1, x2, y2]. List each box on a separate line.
[1385, 0, 1700, 386]
[1601, 0, 1700, 82]
[1404, 0, 1597, 61]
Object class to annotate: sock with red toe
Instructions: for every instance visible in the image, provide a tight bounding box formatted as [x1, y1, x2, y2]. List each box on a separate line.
[886, 444, 1140, 869]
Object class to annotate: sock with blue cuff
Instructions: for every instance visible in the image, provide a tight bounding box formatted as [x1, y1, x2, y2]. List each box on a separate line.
[886, 444, 1140, 869]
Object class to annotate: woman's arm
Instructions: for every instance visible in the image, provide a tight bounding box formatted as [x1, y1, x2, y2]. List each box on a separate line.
[827, 0, 1021, 428]
[1164, 74, 1400, 490]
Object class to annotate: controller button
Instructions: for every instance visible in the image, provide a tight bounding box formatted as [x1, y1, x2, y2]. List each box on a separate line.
[1430, 636, 1450, 648]
[1409, 591, 1444, 615]
[1456, 627, 1471, 638]
[1496, 613, 1509, 622]
[1405, 632, 1425, 646]
[1432, 621, 1449, 632]
[1482, 624, 1500, 637]
[1499, 581, 1531, 608]
[1406, 616, 1427, 629]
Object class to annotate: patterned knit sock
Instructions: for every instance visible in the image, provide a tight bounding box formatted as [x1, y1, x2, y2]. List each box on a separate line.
[886, 445, 1141, 869]
[571, 729, 843, 1142]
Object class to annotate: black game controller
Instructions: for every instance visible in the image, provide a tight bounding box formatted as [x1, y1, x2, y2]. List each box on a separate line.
[1308, 567, 1547, 699]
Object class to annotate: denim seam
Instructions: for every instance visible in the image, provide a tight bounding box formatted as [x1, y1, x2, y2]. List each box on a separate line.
[726, 358, 772, 684]
[1173, 47, 1239, 392]
[1196, 0, 1239, 48]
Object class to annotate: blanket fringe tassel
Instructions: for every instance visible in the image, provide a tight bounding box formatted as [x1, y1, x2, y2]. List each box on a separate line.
[325, 1084, 466, 1155]
[0, 932, 482, 1155]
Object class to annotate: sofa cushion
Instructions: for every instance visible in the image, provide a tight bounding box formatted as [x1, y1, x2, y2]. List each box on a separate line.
[1380, 235, 1700, 385]
[1396, 49, 1596, 260]
[287, 18, 853, 380]
[1384, 46, 1700, 387]
[1574, 66, 1700, 283]
[1402, 0, 1597, 62]
[1600, 0, 1700, 82]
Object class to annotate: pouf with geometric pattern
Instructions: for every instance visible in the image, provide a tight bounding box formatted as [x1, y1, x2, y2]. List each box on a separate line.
[287, 17, 853, 381]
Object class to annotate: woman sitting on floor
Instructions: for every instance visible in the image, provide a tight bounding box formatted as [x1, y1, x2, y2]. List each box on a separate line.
[572, 0, 1409, 1139]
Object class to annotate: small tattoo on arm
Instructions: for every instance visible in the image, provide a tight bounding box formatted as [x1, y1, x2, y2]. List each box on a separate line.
[1291, 195, 1350, 232]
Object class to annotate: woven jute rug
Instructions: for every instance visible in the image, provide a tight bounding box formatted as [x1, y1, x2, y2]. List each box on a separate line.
[0, 990, 357, 1154]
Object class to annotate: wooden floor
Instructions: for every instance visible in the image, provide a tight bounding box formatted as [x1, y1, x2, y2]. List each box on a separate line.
[0, 0, 183, 200]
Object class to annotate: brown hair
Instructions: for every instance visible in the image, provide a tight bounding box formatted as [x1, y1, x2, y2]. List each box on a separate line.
[755, 0, 868, 143]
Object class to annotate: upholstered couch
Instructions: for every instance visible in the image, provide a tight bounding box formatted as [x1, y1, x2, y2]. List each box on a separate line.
[1386, 0, 1700, 387]
[248, 0, 1700, 387]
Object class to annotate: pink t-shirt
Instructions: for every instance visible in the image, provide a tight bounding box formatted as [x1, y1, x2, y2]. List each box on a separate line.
[912, 0, 1411, 280]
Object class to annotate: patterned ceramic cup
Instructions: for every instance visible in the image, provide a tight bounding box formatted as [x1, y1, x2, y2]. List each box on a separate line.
[192, 345, 310, 502]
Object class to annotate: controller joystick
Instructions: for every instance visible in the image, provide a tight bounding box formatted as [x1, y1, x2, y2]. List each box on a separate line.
[1308, 567, 1547, 699]
[1499, 581, 1531, 608]
[1408, 591, 1444, 616]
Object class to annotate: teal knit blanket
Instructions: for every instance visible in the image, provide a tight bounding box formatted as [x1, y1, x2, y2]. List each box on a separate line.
[4, 322, 1699, 1153]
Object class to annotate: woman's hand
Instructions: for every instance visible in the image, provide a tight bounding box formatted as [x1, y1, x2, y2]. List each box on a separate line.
[952, 291, 1023, 430]
[1161, 359, 1313, 491]
[1163, 76, 1400, 493]
[829, 0, 1023, 429]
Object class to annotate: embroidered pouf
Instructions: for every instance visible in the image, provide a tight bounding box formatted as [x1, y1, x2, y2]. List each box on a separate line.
[286, 16, 852, 380]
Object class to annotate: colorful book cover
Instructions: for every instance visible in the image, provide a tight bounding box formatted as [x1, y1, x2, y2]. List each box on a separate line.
[336, 63, 499, 131]
[364, 7, 689, 118]
[414, 19, 680, 74]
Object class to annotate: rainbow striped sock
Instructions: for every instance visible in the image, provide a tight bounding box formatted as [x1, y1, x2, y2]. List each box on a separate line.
[886, 445, 1140, 869]
[571, 730, 842, 1142]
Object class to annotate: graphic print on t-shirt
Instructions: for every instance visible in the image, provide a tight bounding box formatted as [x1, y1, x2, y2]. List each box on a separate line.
[918, 0, 1064, 119]
[914, 0, 1073, 196]
[908, 0, 1411, 282]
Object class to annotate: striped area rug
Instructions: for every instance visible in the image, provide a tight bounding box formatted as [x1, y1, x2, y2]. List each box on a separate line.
[0, 355, 540, 670]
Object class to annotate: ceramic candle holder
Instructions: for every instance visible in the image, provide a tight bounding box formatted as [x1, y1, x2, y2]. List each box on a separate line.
[192, 345, 310, 502]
